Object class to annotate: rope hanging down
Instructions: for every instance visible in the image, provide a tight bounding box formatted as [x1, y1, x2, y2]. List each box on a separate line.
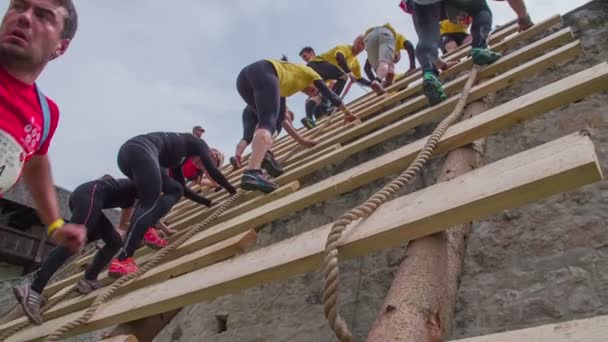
[322, 66, 479, 342]
[0, 190, 245, 342]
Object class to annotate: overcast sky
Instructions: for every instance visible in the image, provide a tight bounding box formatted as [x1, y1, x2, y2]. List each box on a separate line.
[8, 0, 589, 190]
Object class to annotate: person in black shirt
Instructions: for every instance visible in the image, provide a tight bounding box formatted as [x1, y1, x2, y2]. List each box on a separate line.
[108, 132, 236, 278]
[13, 175, 137, 325]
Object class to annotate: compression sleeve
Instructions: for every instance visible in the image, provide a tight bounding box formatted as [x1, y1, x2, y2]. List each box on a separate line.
[405, 40, 416, 70]
[364, 59, 375, 81]
[313, 80, 342, 107]
[335, 52, 351, 74]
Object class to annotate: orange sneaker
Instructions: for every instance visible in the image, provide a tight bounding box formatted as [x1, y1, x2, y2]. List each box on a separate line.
[108, 258, 138, 278]
[143, 227, 168, 249]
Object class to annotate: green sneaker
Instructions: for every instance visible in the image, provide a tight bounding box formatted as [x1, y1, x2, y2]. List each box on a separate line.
[471, 48, 502, 66]
[301, 117, 316, 130]
[422, 72, 448, 106]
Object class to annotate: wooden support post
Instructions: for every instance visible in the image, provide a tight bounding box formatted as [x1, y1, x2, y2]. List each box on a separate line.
[4, 131, 602, 342]
[449, 314, 608, 342]
[367, 96, 494, 342]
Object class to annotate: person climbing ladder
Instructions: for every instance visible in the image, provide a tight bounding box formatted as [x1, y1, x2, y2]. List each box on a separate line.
[408, 0, 502, 105]
[12, 175, 138, 325]
[233, 57, 351, 194]
[108, 132, 236, 277]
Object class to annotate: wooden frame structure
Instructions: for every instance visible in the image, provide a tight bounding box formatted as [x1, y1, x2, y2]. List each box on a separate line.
[1, 14, 607, 342]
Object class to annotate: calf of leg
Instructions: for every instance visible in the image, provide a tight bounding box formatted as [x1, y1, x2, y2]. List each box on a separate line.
[30, 246, 73, 293]
[85, 216, 122, 280]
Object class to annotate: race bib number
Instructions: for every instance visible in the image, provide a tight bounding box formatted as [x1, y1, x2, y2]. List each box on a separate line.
[0, 129, 26, 195]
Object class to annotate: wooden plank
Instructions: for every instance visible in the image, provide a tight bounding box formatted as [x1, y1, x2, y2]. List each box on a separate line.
[117, 60, 607, 273]
[7, 131, 602, 342]
[450, 315, 608, 342]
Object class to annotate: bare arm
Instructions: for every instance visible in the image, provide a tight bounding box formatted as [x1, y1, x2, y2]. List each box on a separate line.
[22, 155, 86, 251]
[283, 118, 316, 147]
[22, 155, 60, 226]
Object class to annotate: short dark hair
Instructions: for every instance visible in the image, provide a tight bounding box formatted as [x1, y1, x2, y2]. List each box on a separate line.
[280, 54, 288, 62]
[192, 125, 204, 133]
[299, 46, 314, 56]
[54, 0, 78, 39]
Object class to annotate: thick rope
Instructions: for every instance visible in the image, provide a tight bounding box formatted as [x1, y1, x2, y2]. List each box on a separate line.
[0, 190, 243, 342]
[322, 66, 479, 341]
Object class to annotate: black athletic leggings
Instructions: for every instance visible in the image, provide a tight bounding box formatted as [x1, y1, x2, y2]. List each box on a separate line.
[413, 0, 492, 72]
[236, 60, 285, 143]
[307, 60, 348, 97]
[116, 138, 185, 260]
[30, 184, 123, 293]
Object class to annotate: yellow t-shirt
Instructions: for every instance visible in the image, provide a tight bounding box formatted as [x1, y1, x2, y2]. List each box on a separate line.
[440, 19, 469, 35]
[314, 44, 363, 79]
[366, 23, 408, 52]
[265, 59, 323, 97]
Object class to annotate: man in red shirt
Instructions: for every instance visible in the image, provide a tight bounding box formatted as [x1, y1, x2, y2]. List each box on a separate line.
[0, 0, 84, 252]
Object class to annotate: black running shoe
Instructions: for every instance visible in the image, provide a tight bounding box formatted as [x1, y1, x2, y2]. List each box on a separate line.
[240, 169, 279, 193]
[261, 151, 284, 178]
[301, 117, 316, 130]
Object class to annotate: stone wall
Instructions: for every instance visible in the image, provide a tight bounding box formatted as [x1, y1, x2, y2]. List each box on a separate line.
[451, 0, 608, 338]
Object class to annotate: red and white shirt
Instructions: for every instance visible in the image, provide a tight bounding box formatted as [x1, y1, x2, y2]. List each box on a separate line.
[0, 66, 59, 193]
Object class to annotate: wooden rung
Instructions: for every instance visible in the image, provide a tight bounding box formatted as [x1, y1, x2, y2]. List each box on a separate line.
[110, 60, 608, 278]
[449, 314, 608, 342]
[7, 131, 602, 342]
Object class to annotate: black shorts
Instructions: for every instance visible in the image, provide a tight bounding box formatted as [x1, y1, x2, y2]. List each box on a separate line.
[236, 60, 286, 142]
[440, 32, 470, 53]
